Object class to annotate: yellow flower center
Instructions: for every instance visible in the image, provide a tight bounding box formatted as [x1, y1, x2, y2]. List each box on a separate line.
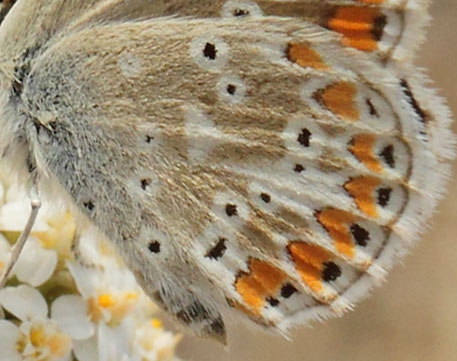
[89, 291, 139, 324]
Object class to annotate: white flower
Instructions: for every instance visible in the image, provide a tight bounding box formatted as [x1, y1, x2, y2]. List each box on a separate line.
[0, 171, 182, 361]
[132, 319, 181, 361]
[63, 260, 151, 327]
[0, 233, 57, 287]
[0, 285, 72, 361]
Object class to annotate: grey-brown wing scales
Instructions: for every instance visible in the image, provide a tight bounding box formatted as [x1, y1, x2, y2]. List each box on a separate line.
[13, 7, 453, 339]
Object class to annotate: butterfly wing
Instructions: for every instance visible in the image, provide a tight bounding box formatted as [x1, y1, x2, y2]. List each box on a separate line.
[60, 0, 430, 63]
[1, 0, 453, 341]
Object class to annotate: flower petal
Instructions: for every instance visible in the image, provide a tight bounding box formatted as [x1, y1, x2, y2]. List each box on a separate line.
[14, 237, 58, 287]
[0, 199, 49, 232]
[98, 322, 131, 361]
[0, 285, 47, 320]
[51, 295, 95, 340]
[73, 337, 99, 361]
[0, 320, 22, 361]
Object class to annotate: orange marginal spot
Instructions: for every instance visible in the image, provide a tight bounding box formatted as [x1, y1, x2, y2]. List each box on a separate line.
[344, 176, 381, 218]
[288, 242, 332, 293]
[235, 259, 287, 314]
[316, 208, 356, 258]
[286, 43, 328, 70]
[349, 134, 382, 173]
[320, 82, 359, 121]
[328, 7, 382, 52]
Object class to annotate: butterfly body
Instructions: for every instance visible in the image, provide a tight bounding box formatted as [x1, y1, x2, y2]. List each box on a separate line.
[0, 0, 453, 343]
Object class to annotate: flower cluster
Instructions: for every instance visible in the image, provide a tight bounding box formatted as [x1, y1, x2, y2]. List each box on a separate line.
[0, 172, 181, 361]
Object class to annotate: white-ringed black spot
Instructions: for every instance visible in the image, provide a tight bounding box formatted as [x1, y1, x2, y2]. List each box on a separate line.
[380, 145, 395, 168]
[225, 204, 238, 217]
[148, 240, 161, 253]
[141, 178, 151, 190]
[297, 128, 311, 147]
[205, 238, 227, 260]
[322, 262, 342, 282]
[145, 135, 154, 144]
[377, 187, 392, 207]
[233, 8, 250, 16]
[83, 201, 95, 211]
[260, 193, 271, 203]
[350, 224, 370, 247]
[294, 164, 305, 173]
[267, 297, 280, 307]
[227, 84, 237, 95]
[203, 42, 217, 60]
[280, 283, 297, 298]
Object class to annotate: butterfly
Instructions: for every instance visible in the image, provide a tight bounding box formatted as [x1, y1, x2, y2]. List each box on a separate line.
[0, 0, 454, 344]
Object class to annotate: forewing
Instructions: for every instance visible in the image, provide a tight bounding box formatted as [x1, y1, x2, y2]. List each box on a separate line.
[21, 12, 454, 337]
[69, 0, 431, 63]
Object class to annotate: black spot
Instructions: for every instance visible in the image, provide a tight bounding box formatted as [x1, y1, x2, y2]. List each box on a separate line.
[83, 201, 95, 211]
[233, 8, 250, 16]
[145, 135, 154, 144]
[400, 79, 428, 128]
[148, 240, 161, 253]
[380, 144, 395, 168]
[377, 187, 392, 207]
[297, 128, 311, 147]
[260, 193, 271, 203]
[280, 283, 297, 299]
[267, 297, 280, 307]
[203, 42, 217, 60]
[366, 98, 379, 117]
[205, 238, 227, 260]
[141, 178, 151, 190]
[294, 164, 305, 173]
[227, 84, 237, 95]
[372, 15, 387, 41]
[350, 224, 370, 247]
[322, 262, 342, 282]
[225, 204, 238, 217]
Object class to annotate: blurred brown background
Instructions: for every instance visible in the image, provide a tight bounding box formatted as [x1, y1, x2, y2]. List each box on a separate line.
[177, 2, 457, 361]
